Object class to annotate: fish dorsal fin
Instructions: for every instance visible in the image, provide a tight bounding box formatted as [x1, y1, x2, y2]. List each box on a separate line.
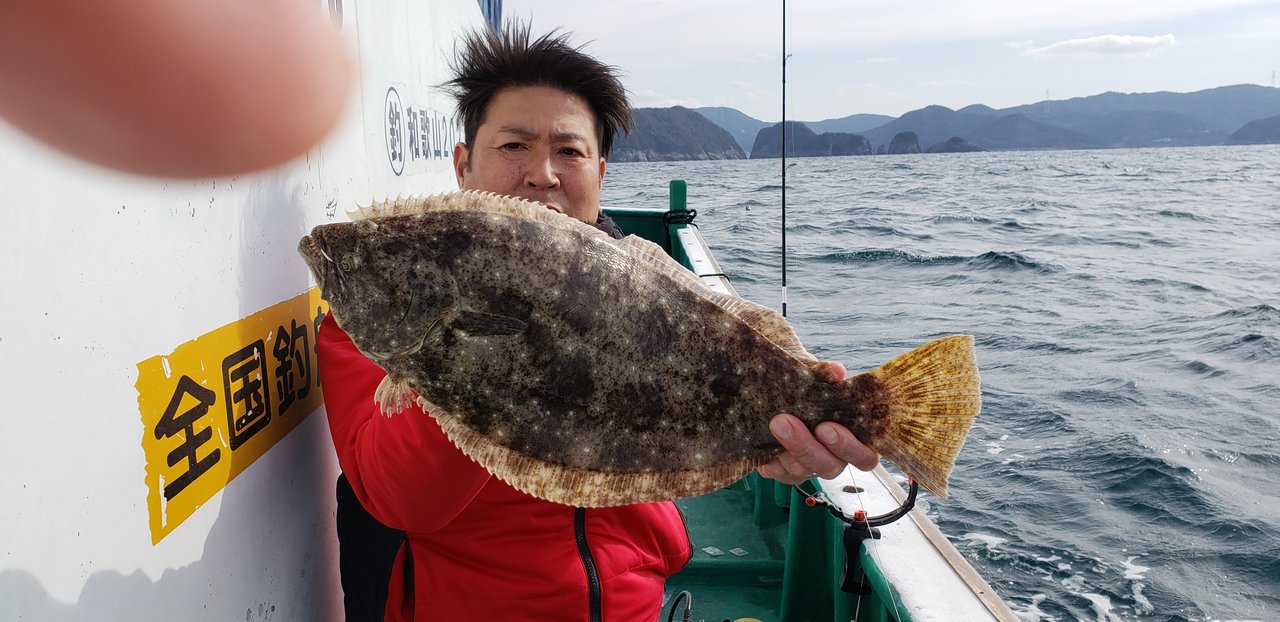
[347, 191, 612, 241]
[617, 235, 818, 364]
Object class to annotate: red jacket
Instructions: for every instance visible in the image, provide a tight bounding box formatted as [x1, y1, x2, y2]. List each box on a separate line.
[317, 313, 692, 621]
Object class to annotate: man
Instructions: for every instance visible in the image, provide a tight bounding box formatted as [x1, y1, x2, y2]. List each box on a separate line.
[318, 22, 878, 621]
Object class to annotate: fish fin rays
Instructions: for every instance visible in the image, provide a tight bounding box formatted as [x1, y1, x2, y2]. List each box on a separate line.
[374, 375, 417, 417]
[450, 310, 527, 336]
[866, 335, 981, 498]
[425, 398, 767, 506]
[348, 191, 612, 241]
[618, 235, 818, 363]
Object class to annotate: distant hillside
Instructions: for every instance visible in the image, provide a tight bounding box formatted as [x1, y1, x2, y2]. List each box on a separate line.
[926, 137, 983, 153]
[682, 85, 1280, 159]
[692, 107, 769, 156]
[805, 113, 896, 135]
[1226, 114, 1280, 145]
[1004, 85, 1280, 137]
[612, 106, 745, 162]
[749, 122, 872, 158]
[862, 106, 1094, 151]
[693, 108, 894, 156]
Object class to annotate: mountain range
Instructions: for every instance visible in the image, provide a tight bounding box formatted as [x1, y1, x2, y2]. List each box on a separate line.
[611, 106, 744, 162]
[607, 85, 1280, 162]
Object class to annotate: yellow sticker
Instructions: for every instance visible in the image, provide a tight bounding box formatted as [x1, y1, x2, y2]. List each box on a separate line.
[136, 289, 329, 544]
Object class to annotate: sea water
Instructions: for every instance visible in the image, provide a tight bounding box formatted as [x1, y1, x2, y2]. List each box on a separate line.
[602, 145, 1280, 622]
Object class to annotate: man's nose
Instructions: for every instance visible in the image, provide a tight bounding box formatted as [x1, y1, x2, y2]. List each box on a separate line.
[524, 151, 559, 189]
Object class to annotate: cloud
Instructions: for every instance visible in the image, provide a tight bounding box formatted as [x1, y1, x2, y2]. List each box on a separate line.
[735, 52, 774, 64]
[630, 89, 702, 109]
[730, 80, 771, 101]
[916, 79, 974, 88]
[1022, 34, 1177, 58]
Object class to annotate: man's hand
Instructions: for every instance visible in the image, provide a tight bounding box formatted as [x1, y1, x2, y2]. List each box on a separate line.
[756, 361, 880, 485]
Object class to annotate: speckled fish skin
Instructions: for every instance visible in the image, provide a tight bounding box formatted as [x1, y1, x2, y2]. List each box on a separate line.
[299, 192, 979, 507]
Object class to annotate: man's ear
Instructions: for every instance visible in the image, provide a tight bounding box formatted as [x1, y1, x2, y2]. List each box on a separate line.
[452, 142, 469, 187]
[598, 157, 606, 188]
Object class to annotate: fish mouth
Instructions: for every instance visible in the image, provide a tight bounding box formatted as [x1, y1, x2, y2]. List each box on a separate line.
[298, 234, 344, 299]
[299, 235, 331, 263]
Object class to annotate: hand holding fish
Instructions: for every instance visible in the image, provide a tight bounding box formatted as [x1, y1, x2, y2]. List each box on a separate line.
[757, 362, 882, 486]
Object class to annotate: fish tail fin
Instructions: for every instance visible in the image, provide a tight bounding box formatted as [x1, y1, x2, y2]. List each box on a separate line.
[862, 334, 981, 498]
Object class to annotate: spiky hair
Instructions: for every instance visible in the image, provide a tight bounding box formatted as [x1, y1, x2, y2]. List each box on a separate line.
[442, 20, 633, 159]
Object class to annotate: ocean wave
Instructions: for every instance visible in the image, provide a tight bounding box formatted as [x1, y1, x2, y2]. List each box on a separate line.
[1054, 378, 1145, 408]
[815, 248, 1058, 273]
[1126, 277, 1213, 294]
[929, 213, 998, 225]
[1048, 164, 1089, 177]
[1212, 303, 1279, 320]
[844, 223, 934, 240]
[1179, 359, 1228, 378]
[981, 333, 1095, 354]
[1155, 208, 1214, 221]
[969, 251, 1057, 272]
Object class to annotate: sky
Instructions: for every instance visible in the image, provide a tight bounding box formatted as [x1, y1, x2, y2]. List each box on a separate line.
[501, 0, 1280, 122]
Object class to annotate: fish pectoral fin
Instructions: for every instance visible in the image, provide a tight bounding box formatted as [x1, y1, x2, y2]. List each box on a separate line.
[374, 375, 417, 417]
[449, 310, 527, 336]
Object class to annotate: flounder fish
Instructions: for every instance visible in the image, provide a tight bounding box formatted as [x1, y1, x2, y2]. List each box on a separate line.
[298, 190, 981, 507]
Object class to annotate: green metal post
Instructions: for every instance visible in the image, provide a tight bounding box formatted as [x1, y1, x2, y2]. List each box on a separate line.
[669, 179, 687, 211]
[779, 487, 837, 621]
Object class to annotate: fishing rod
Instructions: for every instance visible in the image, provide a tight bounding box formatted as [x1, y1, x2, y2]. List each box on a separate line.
[781, 1, 918, 604]
[781, 0, 789, 317]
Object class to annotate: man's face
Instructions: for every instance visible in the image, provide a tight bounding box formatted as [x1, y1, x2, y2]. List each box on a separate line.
[453, 85, 607, 224]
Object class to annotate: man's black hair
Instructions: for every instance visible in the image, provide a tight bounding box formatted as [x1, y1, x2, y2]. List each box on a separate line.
[443, 21, 633, 160]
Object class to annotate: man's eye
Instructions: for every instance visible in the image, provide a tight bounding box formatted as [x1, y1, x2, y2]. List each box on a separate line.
[501, 142, 525, 150]
[559, 147, 584, 157]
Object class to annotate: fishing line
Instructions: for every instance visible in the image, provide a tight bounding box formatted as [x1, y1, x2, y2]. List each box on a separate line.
[852, 476, 907, 621]
[794, 473, 918, 619]
[778, 5, 902, 615]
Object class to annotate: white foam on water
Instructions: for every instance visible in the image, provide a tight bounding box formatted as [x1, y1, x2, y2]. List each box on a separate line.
[1132, 582, 1153, 613]
[1122, 556, 1150, 580]
[961, 532, 1008, 549]
[1081, 592, 1124, 622]
[1061, 574, 1087, 592]
[1012, 593, 1054, 622]
[986, 434, 1013, 454]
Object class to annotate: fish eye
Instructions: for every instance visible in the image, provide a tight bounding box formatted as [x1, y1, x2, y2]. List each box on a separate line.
[339, 255, 358, 272]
